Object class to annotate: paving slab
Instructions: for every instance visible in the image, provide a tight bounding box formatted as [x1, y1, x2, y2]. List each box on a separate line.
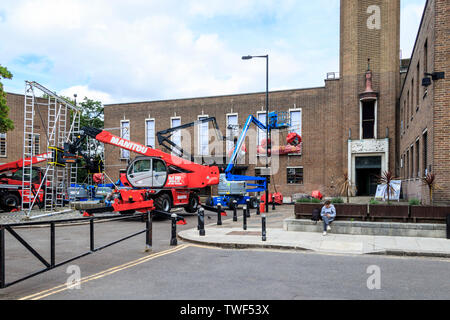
[179, 205, 450, 258]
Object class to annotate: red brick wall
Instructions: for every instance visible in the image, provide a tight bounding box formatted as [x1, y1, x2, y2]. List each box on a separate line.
[399, 0, 449, 204]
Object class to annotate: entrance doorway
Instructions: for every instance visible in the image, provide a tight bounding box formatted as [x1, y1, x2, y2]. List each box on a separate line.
[355, 156, 381, 196]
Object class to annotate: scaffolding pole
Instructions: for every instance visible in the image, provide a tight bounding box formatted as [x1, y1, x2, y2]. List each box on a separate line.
[22, 81, 80, 217]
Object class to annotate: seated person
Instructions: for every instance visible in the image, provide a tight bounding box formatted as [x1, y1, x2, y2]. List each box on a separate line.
[321, 200, 336, 236]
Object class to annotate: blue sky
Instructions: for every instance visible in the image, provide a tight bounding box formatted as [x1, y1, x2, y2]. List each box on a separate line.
[0, 0, 426, 104]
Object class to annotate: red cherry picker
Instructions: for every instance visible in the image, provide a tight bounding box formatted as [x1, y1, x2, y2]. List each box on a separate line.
[63, 127, 220, 217]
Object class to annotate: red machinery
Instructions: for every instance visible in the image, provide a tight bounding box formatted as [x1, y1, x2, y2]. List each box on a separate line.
[257, 133, 302, 155]
[64, 127, 220, 215]
[0, 152, 53, 211]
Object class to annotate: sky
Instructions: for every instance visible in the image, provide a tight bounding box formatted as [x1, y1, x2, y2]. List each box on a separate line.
[0, 0, 427, 104]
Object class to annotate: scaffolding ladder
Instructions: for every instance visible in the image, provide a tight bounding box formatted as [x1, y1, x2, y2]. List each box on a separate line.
[69, 112, 80, 201]
[22, 81, 80, 216]
[21, 83, 35, 211]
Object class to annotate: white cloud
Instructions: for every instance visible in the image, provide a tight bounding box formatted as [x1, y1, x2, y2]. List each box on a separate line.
[0, 0, 425, 104]
[59, 85, 113, 105]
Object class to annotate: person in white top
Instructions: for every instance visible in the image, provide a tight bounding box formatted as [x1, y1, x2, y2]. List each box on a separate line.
[321, 200, 336, 236]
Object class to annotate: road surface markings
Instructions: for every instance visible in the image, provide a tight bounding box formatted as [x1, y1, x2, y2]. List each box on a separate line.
[19, 244, 188, 300]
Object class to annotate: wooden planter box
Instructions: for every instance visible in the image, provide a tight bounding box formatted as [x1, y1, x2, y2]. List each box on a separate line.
[295, 203, 368, 220]
[410, 206, 450, 222]
[294, 203, 322, 219]
[333, 204, 368, 220]
[368, 204, 409, 221]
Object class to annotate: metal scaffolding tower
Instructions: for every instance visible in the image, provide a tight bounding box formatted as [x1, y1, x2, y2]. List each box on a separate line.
[22, 81, 80, 216]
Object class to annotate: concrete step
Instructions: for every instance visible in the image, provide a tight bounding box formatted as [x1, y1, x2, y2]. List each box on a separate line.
[284, 219, 447, 239]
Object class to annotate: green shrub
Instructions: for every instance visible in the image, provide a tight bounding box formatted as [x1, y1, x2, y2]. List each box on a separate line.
[369, 198, 380, 205]
[296, 198, 321, 203]
[331, 197, 344, 204]
[409, 198, 421, 206]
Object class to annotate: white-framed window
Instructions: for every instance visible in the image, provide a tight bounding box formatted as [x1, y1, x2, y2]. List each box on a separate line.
[0, 133, 6, 157]
[287, 167, 304, 184]
[360, 100, 377, 139]
[257, 111, 266, 147]
[289, 109, 302, 136]
[226, 113, 238, 153]
[120, 120, 130, 159]
[145, 119, 155, 148]
[198, 115, 209, 156]
[171, 117, 181, 156]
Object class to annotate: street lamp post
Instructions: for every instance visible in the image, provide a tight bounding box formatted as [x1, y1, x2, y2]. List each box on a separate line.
[242, 54, 270, 213]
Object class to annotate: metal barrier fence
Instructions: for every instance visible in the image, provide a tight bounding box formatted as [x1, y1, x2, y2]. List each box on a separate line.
[0, 210, 185, 289]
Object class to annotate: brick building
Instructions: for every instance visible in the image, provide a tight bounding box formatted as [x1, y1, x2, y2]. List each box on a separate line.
[103, 0, 406, 202]
[399, 0, 449, 204]
[1, 92, 49, 164]
[3, 0, 449, 204]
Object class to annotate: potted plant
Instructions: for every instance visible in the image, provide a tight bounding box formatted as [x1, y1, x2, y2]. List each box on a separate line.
[376, 171, 398, 205]
[409, 174, 448, 221]
[337, 171, 354, 204]
[421, 172, 442, 205]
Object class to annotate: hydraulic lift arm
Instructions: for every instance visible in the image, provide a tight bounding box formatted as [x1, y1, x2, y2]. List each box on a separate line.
[0, 152, 53, 173]
[157, 116, 228, 162]
[65, 126, 220, 189]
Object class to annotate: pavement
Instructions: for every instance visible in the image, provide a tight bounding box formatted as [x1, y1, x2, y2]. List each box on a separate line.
[178, 205, 450, 258]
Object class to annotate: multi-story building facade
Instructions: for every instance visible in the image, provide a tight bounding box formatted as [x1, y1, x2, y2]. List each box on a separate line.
[1, 92, 48, 164]
[103, 0, 403, 201]
[3, 0, 448, 204]
[399, 0, 449, 204]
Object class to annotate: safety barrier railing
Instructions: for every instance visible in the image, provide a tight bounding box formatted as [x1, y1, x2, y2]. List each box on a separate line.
[0, 210, 185, 289]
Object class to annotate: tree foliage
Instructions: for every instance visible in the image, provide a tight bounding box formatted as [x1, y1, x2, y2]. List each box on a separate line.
[72, 97, 104, 184]
[0, 65, 15, 133]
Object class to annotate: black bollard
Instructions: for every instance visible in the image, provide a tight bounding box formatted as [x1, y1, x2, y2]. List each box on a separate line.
[256, 199, 260, 215]
[447, 214, 450, 239]
[170, 213, 178, 246]
[217, 203, 222, 226]
[233, 200, 238, 222]
[145, 211, 153, 252]
[246, 198, 251, 218]
[272, 195, 276, 211]
[198, 208, 205, 236]
[90, 217, 95, 252]
[243, 205, 247, 230]
[262, 214, 267, 241]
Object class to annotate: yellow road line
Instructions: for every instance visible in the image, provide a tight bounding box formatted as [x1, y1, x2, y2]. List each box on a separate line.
[20, 245, 188, 300]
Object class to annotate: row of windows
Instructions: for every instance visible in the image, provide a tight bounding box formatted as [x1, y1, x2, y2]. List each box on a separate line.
[401, 39, 428, 134]
[119, 110, 302, 159]
[401, 130, 429, 179]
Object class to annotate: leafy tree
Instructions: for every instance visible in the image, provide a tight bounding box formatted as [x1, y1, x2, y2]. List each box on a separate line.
[78, 97, 104, 129]
[65, 96, 104, 184]
[0, 65, 15, 133]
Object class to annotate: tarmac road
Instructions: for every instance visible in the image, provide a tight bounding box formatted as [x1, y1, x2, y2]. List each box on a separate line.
[0, 208, 449, 300]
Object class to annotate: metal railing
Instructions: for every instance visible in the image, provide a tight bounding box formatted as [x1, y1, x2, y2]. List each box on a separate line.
[0, 212, 156, 289]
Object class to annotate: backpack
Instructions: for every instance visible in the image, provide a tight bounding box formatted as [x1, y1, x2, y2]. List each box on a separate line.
[311, 208, 320, 223]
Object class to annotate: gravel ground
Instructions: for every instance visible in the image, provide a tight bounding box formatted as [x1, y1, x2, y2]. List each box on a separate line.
[0, 207, 117, 225]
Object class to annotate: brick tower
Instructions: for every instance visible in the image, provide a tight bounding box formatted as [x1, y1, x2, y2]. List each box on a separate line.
[339, 0, 400, 196]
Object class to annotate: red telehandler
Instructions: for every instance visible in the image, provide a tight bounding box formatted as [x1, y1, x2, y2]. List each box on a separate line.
[0, 152, 53, 211]
[63, 127, 220, 215]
